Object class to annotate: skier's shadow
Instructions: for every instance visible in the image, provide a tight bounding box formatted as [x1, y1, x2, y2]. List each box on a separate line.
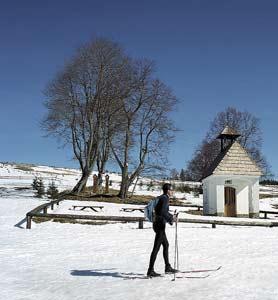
[70, 268, 145, 279]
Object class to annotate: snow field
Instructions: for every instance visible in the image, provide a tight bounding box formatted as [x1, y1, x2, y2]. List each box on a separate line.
[1, 193, 278, 300]
[1, 163, 278, 299]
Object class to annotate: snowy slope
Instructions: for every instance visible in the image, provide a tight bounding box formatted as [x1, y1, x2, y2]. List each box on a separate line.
[0, 162, 201, 201]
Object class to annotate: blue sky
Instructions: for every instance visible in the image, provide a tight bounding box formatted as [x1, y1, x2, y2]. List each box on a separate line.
[1, 0, 278, 176]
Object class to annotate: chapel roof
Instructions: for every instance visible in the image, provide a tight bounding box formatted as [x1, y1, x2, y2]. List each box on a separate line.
[202, 140, 262, 180]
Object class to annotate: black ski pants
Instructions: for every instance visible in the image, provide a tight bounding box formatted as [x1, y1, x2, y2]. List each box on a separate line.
[148, 227, 170, 271]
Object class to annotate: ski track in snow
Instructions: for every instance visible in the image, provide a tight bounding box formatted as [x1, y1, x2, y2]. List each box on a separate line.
[1, 163, 278, 299]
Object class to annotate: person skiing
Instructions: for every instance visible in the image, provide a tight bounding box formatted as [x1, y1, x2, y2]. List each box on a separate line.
[147, 183, 178, 277]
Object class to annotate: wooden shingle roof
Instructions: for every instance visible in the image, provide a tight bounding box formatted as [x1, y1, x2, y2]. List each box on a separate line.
[202, 141, 262, 179]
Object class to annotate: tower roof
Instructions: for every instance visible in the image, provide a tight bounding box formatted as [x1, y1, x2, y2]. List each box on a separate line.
[217, 126, 241, 139]
[202, 141, 262, 180]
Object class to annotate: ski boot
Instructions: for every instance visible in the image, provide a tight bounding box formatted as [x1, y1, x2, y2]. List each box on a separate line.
[165, 265, 178, 274]
[147, 269, 161, 277]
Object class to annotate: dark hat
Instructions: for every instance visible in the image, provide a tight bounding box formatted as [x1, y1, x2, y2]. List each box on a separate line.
[162, 183, 172, 193]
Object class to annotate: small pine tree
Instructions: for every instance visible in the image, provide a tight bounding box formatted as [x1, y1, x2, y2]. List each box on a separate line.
[36, 178, 45, 198]
[32, 177, 39, 190]
[47, 180, 59, 199]
[180, 169, 186, 181]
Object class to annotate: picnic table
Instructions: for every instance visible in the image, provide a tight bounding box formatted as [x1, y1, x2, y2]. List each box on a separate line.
[260, 210, 278, 219]
[120, 207, 186, 214]
[72, 205, 104, 212]
[121, 207, 145, 213]
[180, 204, 203, 211]
[121, 207, 177, 214]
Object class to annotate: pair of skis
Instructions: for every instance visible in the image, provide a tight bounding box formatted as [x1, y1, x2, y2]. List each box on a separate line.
[125, 266, 221, 280]
[174, 265, 222, 279]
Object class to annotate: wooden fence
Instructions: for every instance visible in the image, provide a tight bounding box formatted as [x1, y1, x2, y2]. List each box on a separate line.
[26, 200, 278, 229]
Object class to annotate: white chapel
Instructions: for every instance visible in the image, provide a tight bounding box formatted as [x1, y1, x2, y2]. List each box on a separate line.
[202, 126, 262, 218]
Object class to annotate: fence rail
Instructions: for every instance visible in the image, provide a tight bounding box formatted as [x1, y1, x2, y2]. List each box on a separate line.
[26, 199, 63, 229]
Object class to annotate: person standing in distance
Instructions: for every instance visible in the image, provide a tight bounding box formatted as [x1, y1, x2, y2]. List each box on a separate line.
[147, 183, 178, 277]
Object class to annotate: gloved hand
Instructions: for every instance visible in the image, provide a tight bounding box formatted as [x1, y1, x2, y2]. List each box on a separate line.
[173, 214, 178, 222]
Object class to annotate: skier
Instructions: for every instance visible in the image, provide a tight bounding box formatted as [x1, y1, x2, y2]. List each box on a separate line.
[147, 183, 178, 277]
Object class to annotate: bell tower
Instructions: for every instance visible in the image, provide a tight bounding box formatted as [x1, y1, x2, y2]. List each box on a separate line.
[217, 126, 241, 152]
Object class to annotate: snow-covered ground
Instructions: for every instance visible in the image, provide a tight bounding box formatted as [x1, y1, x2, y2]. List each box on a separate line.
[1, 163, 278, 299]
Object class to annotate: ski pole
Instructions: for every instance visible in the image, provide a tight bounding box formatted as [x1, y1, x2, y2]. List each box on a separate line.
[176, 215, 179, 270]
[173, 212, 178, 281]
[173, 212, 179, 281]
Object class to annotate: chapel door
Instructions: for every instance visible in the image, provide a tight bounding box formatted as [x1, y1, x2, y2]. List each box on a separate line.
[224, 187, 236, 217]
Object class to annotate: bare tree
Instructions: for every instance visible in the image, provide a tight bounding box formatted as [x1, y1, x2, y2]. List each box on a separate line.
[42, 38, 128, 193]
[185, 139, 220, 181]
[186, 107, 271, 181]
[43, 38, 178, 197]
[110, 61, 178, 199]
[206, 107, 262, 151]
[170, 168, 179, 180]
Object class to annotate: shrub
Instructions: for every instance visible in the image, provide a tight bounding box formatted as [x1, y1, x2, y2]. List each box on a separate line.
[175, 184, 192, 193]
[139, 181, 144, 190]
[192, 186, 203, 197]
[32, 177, 45, 198]
[15, 165, 33, 172]
[147, 180, 154, 191]
[173, 184, 203, 195]
[47, 180, 59, 199]
[260, 179, 278, 185]
[171, 183, 176, 190]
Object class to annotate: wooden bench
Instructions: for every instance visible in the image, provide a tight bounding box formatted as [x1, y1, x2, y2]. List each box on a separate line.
[121, 207, 145, 213]
[72, 205, 104, 212]
[260, 210, 278, 219]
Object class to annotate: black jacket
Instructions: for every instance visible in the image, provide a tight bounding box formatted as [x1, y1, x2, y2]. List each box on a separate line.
[153, 194, 173, 230]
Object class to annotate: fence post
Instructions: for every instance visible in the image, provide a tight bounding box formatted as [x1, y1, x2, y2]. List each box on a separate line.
[212, 223, 216, 229]
[43, 207, 47, 214]
[138, 220, 144, 229]
[26, 215, 32, 229]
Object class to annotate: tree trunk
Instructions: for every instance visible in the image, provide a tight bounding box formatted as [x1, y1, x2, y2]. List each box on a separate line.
[72, 168, 92, 194]
[130, 175, 139, 198]
[118, 181, 130, 199]
[97, 162, 106, 187]
[118, 167, 130, 199]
